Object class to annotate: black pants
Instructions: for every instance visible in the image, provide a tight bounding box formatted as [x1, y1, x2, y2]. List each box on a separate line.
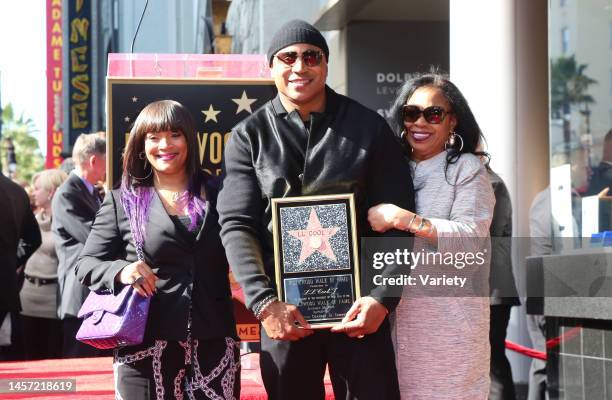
[62, 317, 101, 358]
[260, 318, 400, 400]
[489, 305, 516, 400]
[114, 337, 240, 400]
[22, 315, 63, 360]
[0, 311, 24, 361]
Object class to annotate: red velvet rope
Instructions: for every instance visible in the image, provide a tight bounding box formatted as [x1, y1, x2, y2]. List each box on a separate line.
[504, 324, 582, 361]
[505, 340, 546, 360]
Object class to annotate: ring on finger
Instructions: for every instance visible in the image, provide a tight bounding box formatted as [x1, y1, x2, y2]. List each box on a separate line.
[131, 275, 145, 285]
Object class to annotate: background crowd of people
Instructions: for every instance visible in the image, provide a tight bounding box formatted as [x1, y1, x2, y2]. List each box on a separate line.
[1, 132, 107, 361]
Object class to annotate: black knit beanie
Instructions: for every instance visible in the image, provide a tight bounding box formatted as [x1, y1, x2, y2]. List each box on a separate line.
[267, 20, 329, 67]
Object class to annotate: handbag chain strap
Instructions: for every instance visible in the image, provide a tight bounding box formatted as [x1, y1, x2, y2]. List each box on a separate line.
[135, 243, 145, 262]
[185, 295, 195, 390]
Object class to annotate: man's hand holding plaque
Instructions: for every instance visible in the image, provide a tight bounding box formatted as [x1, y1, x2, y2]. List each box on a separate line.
[331, 296, 389, 338]
[260, 300, 314, 341]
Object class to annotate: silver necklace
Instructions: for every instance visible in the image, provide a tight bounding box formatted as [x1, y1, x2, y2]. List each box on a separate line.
[171, 191, 187, 202]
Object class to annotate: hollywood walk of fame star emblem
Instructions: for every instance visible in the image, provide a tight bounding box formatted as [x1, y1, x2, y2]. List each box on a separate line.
[202, 104, 221, 123]
[232, 90, 257, 114]
[288, 208, 340, 263]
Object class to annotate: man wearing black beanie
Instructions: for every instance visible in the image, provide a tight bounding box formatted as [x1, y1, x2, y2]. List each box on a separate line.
[219, 19, 414, 400]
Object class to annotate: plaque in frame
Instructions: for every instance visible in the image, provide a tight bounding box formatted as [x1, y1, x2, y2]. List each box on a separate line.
[271, 194, 361, 327]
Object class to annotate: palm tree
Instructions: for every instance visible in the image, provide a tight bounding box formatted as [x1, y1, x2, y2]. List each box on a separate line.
[551, 55, 597, 162]
[1, 103, 44, 183]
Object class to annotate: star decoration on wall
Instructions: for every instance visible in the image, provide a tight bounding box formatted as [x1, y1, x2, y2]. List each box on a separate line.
[288, 208, 340, 264]
[202, 104, 221, 123]
[124, 116, 130, 122]
[131, 96, 138, 103]
[232, 91, 257, 114]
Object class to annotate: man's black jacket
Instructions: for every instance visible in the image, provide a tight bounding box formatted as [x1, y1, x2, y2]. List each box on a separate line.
[218, 87, 415, 313]
[0, 173, 41, 315]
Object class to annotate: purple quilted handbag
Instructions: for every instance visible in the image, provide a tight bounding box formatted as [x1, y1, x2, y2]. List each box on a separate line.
[76, 284, 151, 349]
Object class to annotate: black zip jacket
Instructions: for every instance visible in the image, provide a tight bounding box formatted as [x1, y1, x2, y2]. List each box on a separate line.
[218, 86, 415, 313]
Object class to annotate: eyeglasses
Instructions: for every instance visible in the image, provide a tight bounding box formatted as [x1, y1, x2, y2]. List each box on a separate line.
[402, 105, 451, 124]
[275, 50, 324, 67]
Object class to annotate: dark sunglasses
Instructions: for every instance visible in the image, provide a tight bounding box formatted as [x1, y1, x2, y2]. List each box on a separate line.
[402, 105, 451, 124]
[275, 50, 324, 67]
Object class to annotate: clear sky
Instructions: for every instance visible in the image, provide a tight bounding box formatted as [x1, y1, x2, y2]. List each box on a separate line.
[0, 1, 47, 155]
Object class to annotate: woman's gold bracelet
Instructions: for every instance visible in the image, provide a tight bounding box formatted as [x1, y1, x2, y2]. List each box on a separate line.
[409, 216, 422, 234]
[427, 220, 436, 235]
[406, 213, 418, 232]
[405, 214, 436, 237]
[412, 217, 435, 237]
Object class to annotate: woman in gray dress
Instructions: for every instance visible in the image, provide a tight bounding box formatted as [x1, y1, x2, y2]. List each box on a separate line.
[368, 72, 495, 399]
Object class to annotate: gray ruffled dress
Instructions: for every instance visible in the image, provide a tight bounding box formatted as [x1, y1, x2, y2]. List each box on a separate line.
[394, 151, 495, 399]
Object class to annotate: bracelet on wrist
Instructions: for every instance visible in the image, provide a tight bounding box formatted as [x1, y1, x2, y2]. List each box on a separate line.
[254, 295, 278, 321]
[408, 218, 417, 233]
[426, 220, 435, 235]
[405, 213, 418, 232]
[415, 218, 435, 237]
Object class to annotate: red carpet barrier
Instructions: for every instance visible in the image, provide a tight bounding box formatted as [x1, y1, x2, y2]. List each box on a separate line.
[505, 324, 582, 361]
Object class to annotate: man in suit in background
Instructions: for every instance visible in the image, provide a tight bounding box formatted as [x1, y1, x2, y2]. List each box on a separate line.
[488, 170, 520, 400]
[0, 172, 41, 360]
[52, 133, 106, 357]
[586, 129, 612, 196]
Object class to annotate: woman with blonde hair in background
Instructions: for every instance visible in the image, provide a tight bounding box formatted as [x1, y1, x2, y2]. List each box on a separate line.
[20, 169, 68, 360]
